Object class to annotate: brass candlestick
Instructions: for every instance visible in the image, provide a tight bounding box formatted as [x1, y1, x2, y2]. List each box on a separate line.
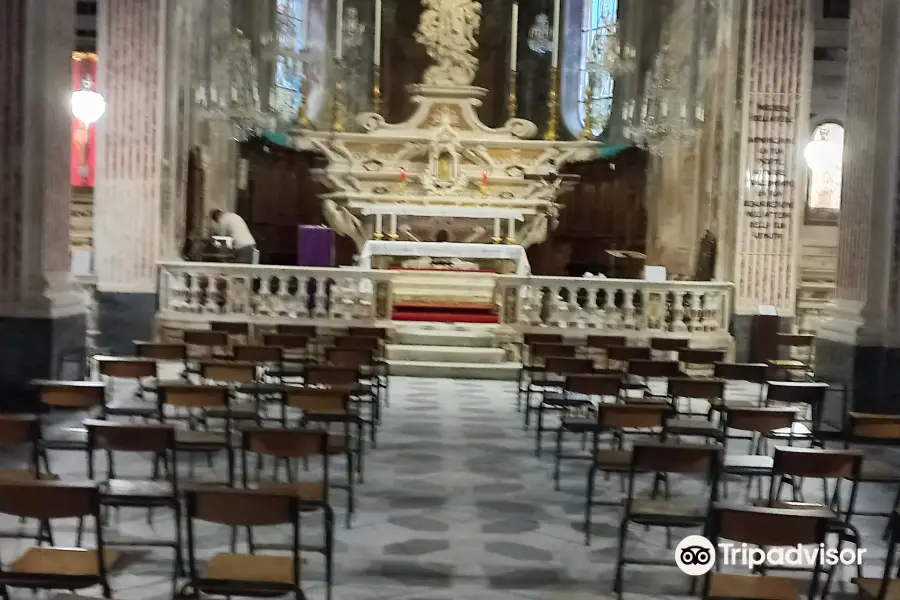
[373, 65, 382, 113]
[298, 71, 310, 128]
[491, 236, 503, 244]
[508, 71, 517, 118]
[544, 67, 559, 141]
[374, 232, 384, 240]
[480, 183, 488, 199]
[580, 72, 595, 139]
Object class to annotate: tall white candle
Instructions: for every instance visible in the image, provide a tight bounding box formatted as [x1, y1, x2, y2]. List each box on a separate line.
[507, 218, 515, 238]
[510, 2, 519, 72]
[374, 0, 383, 67]
[551, 0, 561, 68]
[390, 214, 398, 235]
[494, 218, 501, 238]
[335, 0, 344, 61]
[375, 213, 383, 234]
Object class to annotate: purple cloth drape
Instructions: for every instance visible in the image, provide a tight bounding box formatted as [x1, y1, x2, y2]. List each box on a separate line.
[297, 225, 335, 267]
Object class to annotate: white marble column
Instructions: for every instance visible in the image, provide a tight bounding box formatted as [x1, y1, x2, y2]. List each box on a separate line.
[731, 0, 812, 315]
[0, 0, 86, 402]
[93, 0, 169, 351]
[817, 0, 900, 412]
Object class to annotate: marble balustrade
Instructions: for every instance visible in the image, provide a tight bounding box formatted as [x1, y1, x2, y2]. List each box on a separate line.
[156, 261, 733, 342]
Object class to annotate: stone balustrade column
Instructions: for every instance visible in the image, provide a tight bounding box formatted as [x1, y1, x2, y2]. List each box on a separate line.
[817, 0, 900, 412]
[0, 0, 86, 406]
[94, 0, 169, 352]
[728, 0, 812, 361]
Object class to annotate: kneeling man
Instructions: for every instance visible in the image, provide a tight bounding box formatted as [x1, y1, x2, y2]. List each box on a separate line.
[210, 209, 257, 263]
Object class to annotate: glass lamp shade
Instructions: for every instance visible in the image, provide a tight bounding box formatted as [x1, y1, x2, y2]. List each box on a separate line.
[804, 139, 842, 172]
[72, 88, 107, 126]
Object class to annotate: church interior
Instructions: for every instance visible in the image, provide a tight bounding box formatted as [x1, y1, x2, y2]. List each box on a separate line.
[5, 0, 900, 598]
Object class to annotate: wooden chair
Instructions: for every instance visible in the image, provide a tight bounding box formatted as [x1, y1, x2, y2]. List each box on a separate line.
[844, 413, 900, 533]
[325, 346, 383, 427]
[664, 378, 726, 440]
[713, 362, 768, 406]
[277, 324, 317, 337]
[854, 509, 900, 599]
[239, 427, 335, 597]
[211, 321, 251, 349]
[156, 383, 235, 484]
[530, 357, 594, 436]
[649, 337, 690, 360]
[84, 420, 182, 579]
[763, 381, 830, 445]
[518, 342, 577, 413]
[347, 326, 387, 339]
[606, 345, 651, 370]
[625, 360, 683, 403]
[0, 415, 57, 545]
[95, 356, 159, 419]
[0, 481, 117, 599]
[703, 504, 833, 599]
[719, 407, 797, 499]
[614, 442, 721, 594]
[583, 404, 673, 544]
[197, 360, 262, 423]
[179, 487, 304, 600]
[768, 332, 815, 379]
[183, 330, 229, 361]
[263, 333, 313, 365]
[678, 348, 726, 375]
[583, 335, 627, 368]
[134, 341, 189, 380]
[233, 344, 284, 366]
[33, 380, 106, 471]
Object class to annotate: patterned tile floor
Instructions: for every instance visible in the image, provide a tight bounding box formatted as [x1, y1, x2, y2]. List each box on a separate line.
[0, 375, 896, 599]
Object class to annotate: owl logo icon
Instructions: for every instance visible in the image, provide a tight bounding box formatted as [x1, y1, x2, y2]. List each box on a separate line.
[675, 535, 716, 576]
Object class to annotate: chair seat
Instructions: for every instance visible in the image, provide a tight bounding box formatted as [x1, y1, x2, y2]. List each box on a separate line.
[854, 577, 900, 599]
[708, 572, 800, 600]
[623, 395, 669, 405]
[723, 454, 774, 472]
[42, 427, 88, 451]
[539, 393, 592, 408]
[630, 498, 707, 519]
[749, 499, 837, 517]
[255, 480, 326, 503]
[709, 399, 758, 410]
[0, 469, 58, 483]
[666, 418, 721, 437]
[105, 405, 158, 418]
[101, 479, 174, 498]
[201, 553, 296, 585]
[857, 459, 900, 482]
[560, 416, 599, 432]
[203, 406, 259, 420]
[175, 430, 229, 448]
[767, 422, 813, 438]
[9, 548, 121, 577]
[768, 359, 808, 369]
[593, 449, 632, 471]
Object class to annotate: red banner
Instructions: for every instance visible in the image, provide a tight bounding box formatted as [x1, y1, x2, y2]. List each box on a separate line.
[71, 54, 97, 188]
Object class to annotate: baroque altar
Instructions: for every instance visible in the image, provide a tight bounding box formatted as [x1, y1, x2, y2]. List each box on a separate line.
[286, 0, 599, 252]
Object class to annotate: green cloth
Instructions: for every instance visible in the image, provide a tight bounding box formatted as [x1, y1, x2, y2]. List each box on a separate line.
[596, 145, 632, 158]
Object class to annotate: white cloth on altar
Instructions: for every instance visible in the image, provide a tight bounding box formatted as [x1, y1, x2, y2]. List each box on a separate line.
[359, 241, 531, 276]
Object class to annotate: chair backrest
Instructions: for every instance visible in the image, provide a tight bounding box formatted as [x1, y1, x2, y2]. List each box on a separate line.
[0, 480, 99, 520]
[766, 381, 829, 406]
[283, 388, 349, 413]
[85, 420, 176, 454]
[96, 356, 158, 379]
[776, 333, 815, 349]
[530, 343, 575, 359]
[335, 336, 381, 352]
[277, 324, 316, 337]
[158, 384, 230, 410]
[667, 378, 725, 400]
[347, 326, 387, 338]
[544, 357, 593, 375]
[678, 348, 726, 365]
[0, 415, 41, 447]
[134, 341, 187, 361]
[34, 381, 105, 409]
[184, 330, 229, 347]
[304, 365, 360, 386]
[712, 503, 832, 547]
[524, 333, 563, 346]
[598, 404, 672, 429]
[607, 345, 651, 363]
[627, 359, 682, 378]
[631, 442, 721, 475]
[771, 446, 862, 480]
[185, 486, 298, 527]
[241, 427, 328, 459]
[566, 374, 622, 397]
[210, 321, 250, 336]
[724, 407, 796, 434]
[233, 345, 284, 363]
[326, 347, 374, 368]
[713, 362, 768, 384]
[199, 360, 257, 384]
[650, 338, 690, 352]
[848, 413, 900, 440]
[585, 335, 627, 349]
[263, 333, 310, 350]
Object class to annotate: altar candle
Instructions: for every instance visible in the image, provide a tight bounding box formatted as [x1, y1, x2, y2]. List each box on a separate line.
[374, 0, 382, 67]
[551, 0, 561, 69]
[390, 214, 398, 235]
[375, 213, 383, 234]
[494, 218, 501, 238]
[335, 0, 344, 61]
[399, 167, 407, 183]
[510, 2, 519, 72]
[507, 218, 515, 238]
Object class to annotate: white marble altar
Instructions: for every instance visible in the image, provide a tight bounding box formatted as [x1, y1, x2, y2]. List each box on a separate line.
[359, 241, 530, 276]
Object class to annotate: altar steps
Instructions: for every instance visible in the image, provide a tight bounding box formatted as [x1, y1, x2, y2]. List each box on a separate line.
[391, 302, 500, 324]
[386, 324, 520, 380]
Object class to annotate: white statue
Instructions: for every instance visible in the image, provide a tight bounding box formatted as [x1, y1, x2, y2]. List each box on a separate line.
[415, 0, 482, 87]
[322, 199, 366, 250]
[517, 205, 560, 249]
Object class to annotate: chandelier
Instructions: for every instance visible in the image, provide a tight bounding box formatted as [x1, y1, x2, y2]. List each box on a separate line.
[195, 28, 275, 142]
[72, 76, 106, 126]
[622, 46, 705, 155]
[528, 14, 553, 55]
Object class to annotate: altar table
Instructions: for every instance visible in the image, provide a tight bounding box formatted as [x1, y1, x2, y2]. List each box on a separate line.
[358, 241, 531, 276]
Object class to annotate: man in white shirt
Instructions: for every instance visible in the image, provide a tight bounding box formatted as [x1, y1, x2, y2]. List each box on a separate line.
[210, 210, 257, 263]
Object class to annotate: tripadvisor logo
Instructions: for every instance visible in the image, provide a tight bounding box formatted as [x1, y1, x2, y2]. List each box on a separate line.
[675, 535, 866, 577]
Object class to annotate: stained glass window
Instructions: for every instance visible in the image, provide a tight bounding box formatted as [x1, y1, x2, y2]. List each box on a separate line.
[274, 0, 306, 119]
[577, 0, 619, 136]
[806, 122, 844, 213]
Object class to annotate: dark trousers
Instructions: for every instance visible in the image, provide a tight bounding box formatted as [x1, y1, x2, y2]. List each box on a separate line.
[234, 245, 257, 263]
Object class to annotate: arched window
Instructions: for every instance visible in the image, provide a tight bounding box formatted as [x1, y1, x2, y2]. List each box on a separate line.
[273, 0, 306, 122]
[576, 0, 619, 136]
[804, 122, 844, 221]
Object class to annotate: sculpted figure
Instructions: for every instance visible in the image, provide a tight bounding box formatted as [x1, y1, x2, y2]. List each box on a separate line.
[415, 0, 482, 87]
